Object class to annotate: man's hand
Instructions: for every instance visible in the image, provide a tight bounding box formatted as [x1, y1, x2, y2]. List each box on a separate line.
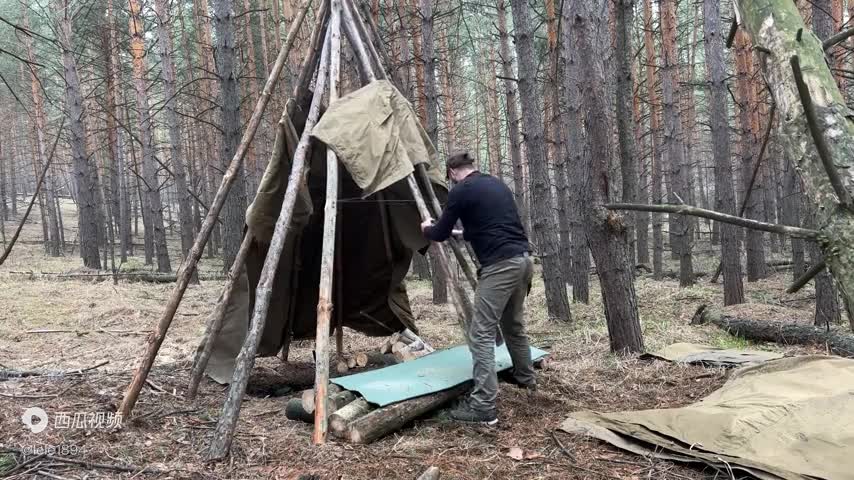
[420, 218, 435, 233]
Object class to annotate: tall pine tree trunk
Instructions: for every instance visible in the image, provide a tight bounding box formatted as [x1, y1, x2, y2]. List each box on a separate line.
[57, 1, 101, 269]
[643, 0, 664, 280]
[129, 0, 171, 272]
[511, 0, 571, 321]
[497, 0, 529, 234]
[660, 0, 693, 287]
[212, 0, 247, 272]
[571, 0, 642, 352]
[561, 0, 590, 303]
[614, 0, 638, 267]
[154, 0, 195, 270]
[703, 0, 744, 305]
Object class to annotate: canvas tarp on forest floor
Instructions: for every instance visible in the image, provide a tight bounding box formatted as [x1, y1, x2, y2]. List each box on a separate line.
[560, 356, 854, 480]
[206, 81, 447, 384]
[640, 342, 783, 367]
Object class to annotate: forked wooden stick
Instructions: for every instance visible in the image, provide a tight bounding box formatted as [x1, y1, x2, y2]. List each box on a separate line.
[118, 0, 314, 419]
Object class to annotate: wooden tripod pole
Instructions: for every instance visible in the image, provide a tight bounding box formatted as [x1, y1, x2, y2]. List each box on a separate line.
[313, 0, 342, 445]
[207, 22, 334, 460]
[340, 0, 471, 331]
[118, 0, 314, 420]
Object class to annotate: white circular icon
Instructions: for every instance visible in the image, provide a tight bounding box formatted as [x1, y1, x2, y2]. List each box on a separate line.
[21, 407, 48, 434]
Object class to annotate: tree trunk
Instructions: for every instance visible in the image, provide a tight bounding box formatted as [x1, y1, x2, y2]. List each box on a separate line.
[154, 0, 195, 271]
[129, 0, 170, 273]
[692, 305, 854, 357]
[510, 0, 571, 321]
[418, 0, 447, 305]
[213, 0, 248, 273]
[703, 0, 744, 305]
[634, 65, 650, 265]
[660, 0, 693, 287]
[485, 45, 502, 178]
[560, 1, 590, 303]
[57, 2, 101, 269]
[571, 0, 642, 353]
[783, 157, 806, 280]
[733, 1, 854, 325]
[497, 0, 529, 234]
[643, 0, 664, 280]
[734, 30, 767, 281]
[547, 0, 573, 284]
[240, 0, 262, 188]
[614, 0, 638, 267]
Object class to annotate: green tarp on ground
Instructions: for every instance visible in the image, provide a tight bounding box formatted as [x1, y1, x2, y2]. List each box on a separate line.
[641, 342, 783, 367]
[561, 356, 854, 480]
[332, 345, 549, 406]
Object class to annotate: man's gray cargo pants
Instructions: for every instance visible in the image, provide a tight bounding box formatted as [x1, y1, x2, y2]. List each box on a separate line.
[467, 254, 535, 412]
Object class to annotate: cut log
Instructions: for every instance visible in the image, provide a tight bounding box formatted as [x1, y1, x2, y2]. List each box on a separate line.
[360, 352, 399, 367]
[417, 466, 440, 480]
[354, 353, 369, 367]
[346, 356, 357, 369]
[301, 384, 342, 414]
[691, 304, 854, 357]
[285, 398, 314, 423]
[336, 360, 349, 374]
[391, 341, 408, 354]
[329, 398, 372, 436]
[347, 382, 470, 444]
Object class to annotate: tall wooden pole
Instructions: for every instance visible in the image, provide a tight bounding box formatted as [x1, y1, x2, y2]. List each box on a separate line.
[207, 17, 333, 461]
[118, 0, 314, 420]
[312, 0, 342, 445]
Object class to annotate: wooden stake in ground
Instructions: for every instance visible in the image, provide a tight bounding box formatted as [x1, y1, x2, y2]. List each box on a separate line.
[117, 0, 313, 420]
[313, 0, 342, 445]
[206, 22, 333, 461]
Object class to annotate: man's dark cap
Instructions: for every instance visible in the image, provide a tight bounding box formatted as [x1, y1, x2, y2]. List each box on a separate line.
[447, 150, 474, 170]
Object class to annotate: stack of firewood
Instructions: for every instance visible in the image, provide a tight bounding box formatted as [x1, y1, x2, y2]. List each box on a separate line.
[331, 328, 434, 374]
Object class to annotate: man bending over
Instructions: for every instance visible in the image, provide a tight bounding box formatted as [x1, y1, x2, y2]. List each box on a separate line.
[421, 151, 536, 425]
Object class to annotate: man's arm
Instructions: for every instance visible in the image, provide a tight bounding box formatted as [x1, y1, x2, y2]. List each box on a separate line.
[422, 191, 461, 242]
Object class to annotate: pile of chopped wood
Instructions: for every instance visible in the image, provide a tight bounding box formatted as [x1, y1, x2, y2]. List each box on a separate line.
[333, 328, 434, 374]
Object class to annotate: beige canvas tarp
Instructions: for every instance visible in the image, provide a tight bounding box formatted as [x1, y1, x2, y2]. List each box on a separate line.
[640, 342, 783, 367]
[206, 82, 446, 383]
[561, 356, 854, 480]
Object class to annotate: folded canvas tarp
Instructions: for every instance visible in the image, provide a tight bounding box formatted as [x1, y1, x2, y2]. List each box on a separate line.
[561, 356, 854, 480]
[640, 342, 783, 367]
[206, 81, 447, 383]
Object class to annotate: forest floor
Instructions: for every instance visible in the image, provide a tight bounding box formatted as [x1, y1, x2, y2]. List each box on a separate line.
[0, 202, 827, 479]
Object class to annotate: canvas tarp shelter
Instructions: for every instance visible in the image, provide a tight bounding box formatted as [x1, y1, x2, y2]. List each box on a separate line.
[206, 81, 447, 383]
[561, 356, 854, 480]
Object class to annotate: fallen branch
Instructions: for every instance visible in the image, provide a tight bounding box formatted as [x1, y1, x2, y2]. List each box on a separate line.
[605, 203, 819, 239]
[691, 304, 854, 357]
[0, 361, 109, 380]
[823, 26, 854, 51]
[787, 260, 827, 294]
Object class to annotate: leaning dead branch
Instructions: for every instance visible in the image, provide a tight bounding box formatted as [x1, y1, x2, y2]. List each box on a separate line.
[605, 203, 819, 239]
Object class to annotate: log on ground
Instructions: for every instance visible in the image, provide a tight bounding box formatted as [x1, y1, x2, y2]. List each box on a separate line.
[346, 382, 471, 444]
[329, 398, 372, 436]
[691, 304, 854, 357]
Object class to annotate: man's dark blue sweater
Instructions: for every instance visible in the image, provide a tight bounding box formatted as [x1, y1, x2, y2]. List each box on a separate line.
[423, 171, 529, 267]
